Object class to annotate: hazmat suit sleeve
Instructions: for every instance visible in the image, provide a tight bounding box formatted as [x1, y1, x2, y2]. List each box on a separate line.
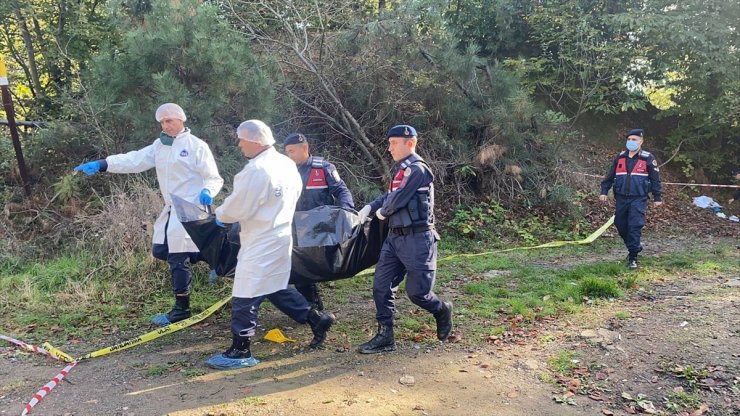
[105, 144, 157, 174]
[196, 144, 224, 197]
[215, 168, 269, 224]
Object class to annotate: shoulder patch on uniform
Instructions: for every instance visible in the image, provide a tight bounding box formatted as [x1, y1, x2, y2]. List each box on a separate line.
[640, 150, 651, 157]
[652, 159, 658, 166]
[404, 168, 412, 177]
[331, 169, 341, 182]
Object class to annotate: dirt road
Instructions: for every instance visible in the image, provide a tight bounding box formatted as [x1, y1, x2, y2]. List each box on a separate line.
[2, 236, 737, 416]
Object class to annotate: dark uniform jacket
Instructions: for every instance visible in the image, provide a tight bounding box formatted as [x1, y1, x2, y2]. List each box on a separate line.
[600, 150, 662, 201]
[296, 156, 354, 211]
[369, 153, 435, 230]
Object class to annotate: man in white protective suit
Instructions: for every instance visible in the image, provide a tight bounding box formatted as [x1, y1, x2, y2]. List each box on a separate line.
[74, 103, 224, 326]
[205, 120, 335, 370]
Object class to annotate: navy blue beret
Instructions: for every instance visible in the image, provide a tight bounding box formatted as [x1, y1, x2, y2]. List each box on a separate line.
[625, 128, 644, 138]
[386, 124, 417, 138]
[284, 133, 307, 146]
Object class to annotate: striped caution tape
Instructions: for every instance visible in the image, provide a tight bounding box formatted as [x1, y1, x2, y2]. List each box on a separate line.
[4, 295, 231, 363]
[1, 335, 76, 415]
[440, 215, 615, 262]
[1, 215, 619, 414]
[76, 294, 231, 360]
[572, 171, 740, 188]
[20, 361, 77, 416]
[4, 295, 230, 415]
[0, 335, 67, 362]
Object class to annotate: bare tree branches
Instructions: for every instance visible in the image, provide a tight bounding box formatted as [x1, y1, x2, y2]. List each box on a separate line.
[223, 0, 389, 175]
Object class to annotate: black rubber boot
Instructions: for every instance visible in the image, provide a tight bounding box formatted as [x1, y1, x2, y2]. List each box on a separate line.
[167, 295, 192, 322]
[224, 335, 252, 359]
[297, 283, 324, 311]
[434, 301, 453, 341]
[358, 323, 396, 354]
[307, 308, 335, 348]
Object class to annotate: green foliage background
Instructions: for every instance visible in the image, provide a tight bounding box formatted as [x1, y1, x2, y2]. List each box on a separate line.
[0, 0, 738, 257]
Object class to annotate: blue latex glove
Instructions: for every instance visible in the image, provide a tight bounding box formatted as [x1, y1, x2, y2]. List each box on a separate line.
[214, 218, 225, 228]
[74, 161, 101, 176]
[199, 189, 213, 205]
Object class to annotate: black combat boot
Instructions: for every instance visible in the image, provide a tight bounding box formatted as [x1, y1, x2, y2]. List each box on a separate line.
[358, 323, 396, 354]
[224, 335, 252, 359]
[434, 301, 453, 341]
[297, 283, 324, 311]
[307, 308, 335, 348]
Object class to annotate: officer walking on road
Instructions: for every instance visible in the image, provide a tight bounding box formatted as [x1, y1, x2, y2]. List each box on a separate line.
[356, 125, 453, 354]
[599, 128, 663, 269]
[283, 133, 355, 310]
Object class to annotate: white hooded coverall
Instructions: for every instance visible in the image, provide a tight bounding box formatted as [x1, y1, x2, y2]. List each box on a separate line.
[105, 128, 223, 253]
[215, 147, 303, 298]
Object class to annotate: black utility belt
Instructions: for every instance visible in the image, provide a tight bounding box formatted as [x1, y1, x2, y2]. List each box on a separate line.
[390, 225, 435, 236]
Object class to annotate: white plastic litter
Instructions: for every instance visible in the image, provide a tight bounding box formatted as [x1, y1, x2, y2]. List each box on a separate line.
[692, 195, 721, 209]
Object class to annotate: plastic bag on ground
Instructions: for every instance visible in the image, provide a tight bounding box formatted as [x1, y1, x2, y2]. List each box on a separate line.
[692, 195, 721, 209]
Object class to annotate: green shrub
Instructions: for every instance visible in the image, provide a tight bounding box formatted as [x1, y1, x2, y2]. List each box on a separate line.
[577, 276, 622, 299]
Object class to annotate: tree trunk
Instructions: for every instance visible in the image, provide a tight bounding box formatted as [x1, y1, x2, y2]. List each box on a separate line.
[11, 0, 42, 98]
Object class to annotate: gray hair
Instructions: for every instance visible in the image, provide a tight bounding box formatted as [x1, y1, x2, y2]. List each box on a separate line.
[237, 120, 275, 146]
[155, 103, 187, 122]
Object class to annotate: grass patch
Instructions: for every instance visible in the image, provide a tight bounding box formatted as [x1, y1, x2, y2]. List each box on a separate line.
[457, 258, 628, 323]
[239, 397, 266, 406]
[185, 368, 207, 378]
[577, 276, 622, 299]
[399, 317, 422, 332]
[548, 350, 579, 376]
[613, 311, 631, 319]
[145, 364, 174, 377]
[663, 390, 702, 411]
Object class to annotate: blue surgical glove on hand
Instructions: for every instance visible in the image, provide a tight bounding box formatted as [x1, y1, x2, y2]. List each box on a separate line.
[74, 161, 101, 176]
[199, 189, 213, 205]
[214, 218, 225, 228]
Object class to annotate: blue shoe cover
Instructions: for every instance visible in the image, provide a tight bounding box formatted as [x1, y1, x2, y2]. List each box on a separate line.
[208, 270, 219, 285]
[151, 313, 172, 326]
[205, 354, 259, 370]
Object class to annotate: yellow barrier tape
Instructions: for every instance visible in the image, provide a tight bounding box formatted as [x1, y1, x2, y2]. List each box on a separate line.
[42, 342, 75, 363]
[440, 215, 615, 262]
[31, 216, 615, 362]
[74, 295, 231, 361]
